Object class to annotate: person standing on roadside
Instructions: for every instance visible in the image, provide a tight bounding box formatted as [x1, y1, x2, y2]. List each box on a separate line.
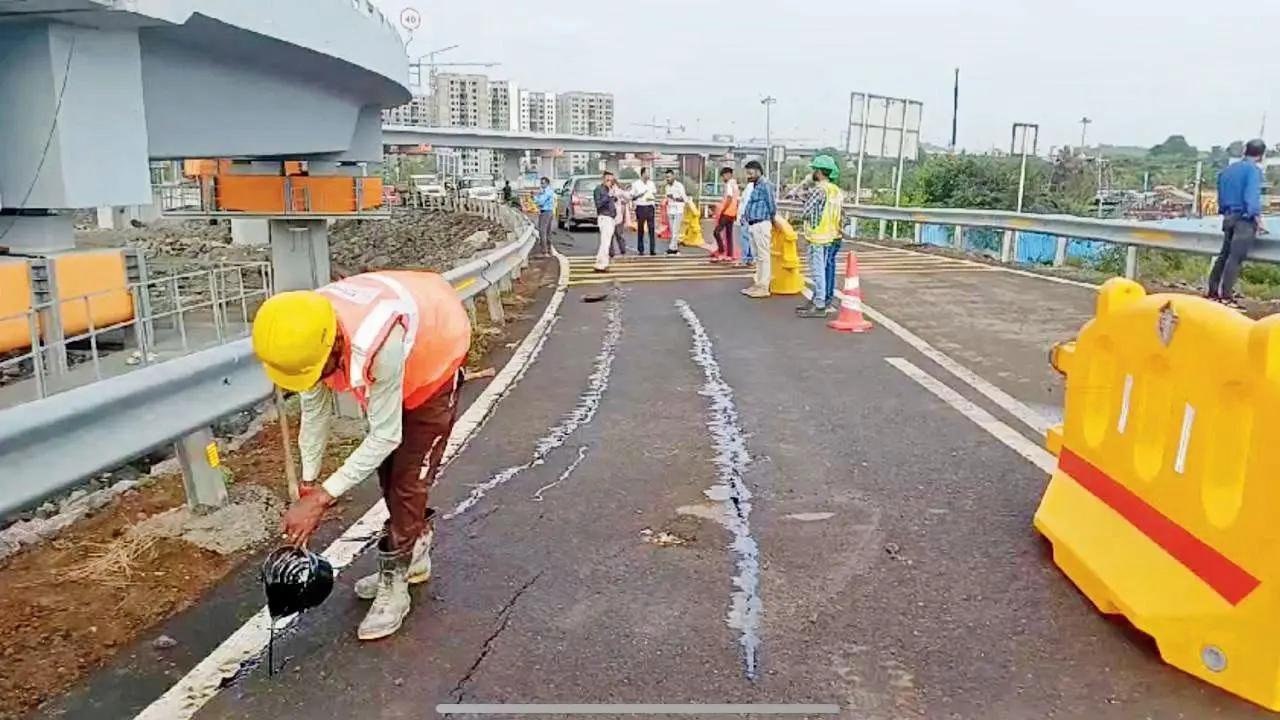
[593, 171, 619, 272]
[534, 177, 557, 257]
[630, 167, 658, 255]
[737, 179, 756, 269]
[711, 167, 741, 263]
[664, 169, 689, 255]
[1208, 139, 1269, 308]
[739, 160, 777, 298]
[797, 155, 844, 317]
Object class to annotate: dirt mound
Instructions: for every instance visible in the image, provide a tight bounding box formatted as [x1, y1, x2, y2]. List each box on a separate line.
[329, 208, 505, 275]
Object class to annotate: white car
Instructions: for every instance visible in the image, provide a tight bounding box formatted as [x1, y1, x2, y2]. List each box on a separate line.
[459, 176, 498, 201]
[410, 174, 446, 198]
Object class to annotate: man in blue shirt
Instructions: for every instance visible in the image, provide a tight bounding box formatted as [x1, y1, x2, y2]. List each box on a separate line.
[740, 160, 777, 298]
[534, 177, 556, 257]
[1208, 139, 1268, 305]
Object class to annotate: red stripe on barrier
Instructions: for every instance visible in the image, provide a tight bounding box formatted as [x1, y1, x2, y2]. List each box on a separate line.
[1059, 448, 1260, 606]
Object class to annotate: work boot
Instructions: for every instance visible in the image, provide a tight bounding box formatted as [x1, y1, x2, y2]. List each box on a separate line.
[355, 530, 432, 600]
[796, 304, 832, 318]
[740, 285, 771, 299]
[357, 550, 412, 641]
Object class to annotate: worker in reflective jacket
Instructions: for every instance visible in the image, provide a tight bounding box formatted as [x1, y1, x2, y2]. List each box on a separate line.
[252, 270, 470, 641]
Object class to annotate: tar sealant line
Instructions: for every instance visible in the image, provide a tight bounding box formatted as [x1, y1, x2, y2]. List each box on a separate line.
[134, 250, 573, 720]
[532, 445, 589, 502]
[445, 292, 623, 520]
[674, 299, 763, 682]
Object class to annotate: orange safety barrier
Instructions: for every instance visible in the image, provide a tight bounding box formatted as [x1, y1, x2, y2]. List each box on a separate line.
[1035, 278, 1280, 710]
[216, 175, 383, 214]
[51, 250, 133, 338]
[0, 259, 32, 353]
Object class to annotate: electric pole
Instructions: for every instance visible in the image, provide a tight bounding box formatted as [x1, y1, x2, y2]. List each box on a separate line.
[761, 96, 777, 182]
[950, 68, 959, 152]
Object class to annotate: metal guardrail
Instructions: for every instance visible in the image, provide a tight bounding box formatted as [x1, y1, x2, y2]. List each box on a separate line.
[835, 204, 1276, 262]
[0, 201, 536, 517]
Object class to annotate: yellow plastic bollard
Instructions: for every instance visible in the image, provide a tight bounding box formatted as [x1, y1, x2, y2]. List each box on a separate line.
[1034, 277, 1280, 710]
[769, 215, 803, 295]
[680, 202, 705, 248]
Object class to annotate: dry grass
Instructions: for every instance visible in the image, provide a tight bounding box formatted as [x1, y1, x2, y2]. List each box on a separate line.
[62, 532, 159, 588]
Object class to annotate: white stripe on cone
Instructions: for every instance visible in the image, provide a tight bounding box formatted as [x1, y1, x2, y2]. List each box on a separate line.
[843, 277, 860, 291]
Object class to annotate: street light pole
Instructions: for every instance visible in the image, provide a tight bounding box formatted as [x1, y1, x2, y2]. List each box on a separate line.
[761, 96, 777, 183]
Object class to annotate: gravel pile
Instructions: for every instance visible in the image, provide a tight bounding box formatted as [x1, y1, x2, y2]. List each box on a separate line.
[329, 208, 506, 275]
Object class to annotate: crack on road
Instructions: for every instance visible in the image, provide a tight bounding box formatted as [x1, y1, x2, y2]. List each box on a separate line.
[445, 292, 624, 520]
[675, 299, 763, 682]
[450, 570, 545, 702]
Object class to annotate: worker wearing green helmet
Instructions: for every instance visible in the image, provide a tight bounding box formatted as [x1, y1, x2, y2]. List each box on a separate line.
[798, 155, 846, 318]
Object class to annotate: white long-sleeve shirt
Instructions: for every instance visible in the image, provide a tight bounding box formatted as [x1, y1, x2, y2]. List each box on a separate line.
[300, 325, 406, 498]
[666, 181, 687, 213]
[630, 179, 657, 206]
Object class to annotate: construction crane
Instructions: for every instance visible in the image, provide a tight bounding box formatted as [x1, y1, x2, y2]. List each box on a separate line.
[407, 45, 500, 124]
[633, 118, 686, 138]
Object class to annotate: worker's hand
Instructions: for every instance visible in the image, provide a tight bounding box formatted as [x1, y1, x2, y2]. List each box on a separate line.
[281, 487, 334, 547]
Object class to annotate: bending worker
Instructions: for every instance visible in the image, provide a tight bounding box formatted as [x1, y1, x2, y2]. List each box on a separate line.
[252, 270, 471, 641]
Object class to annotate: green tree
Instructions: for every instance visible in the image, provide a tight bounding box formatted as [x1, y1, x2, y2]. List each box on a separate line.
[1148, 135, 1198, 158]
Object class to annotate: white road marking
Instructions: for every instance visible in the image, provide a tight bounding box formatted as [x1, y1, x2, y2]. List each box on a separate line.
[134, 251, 575, 720]
[805, 281, 1055, 437]
[886, 358, 1057, 474]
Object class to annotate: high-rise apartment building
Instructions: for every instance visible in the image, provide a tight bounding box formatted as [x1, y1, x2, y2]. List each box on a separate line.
[381, 94, 432, 126]
[518, 90, 557, 134]
[430, 73, 492, 177]
[556, 92, 614, 173]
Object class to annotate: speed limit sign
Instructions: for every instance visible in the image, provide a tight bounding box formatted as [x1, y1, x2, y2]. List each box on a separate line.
[399, 8, 422, 32]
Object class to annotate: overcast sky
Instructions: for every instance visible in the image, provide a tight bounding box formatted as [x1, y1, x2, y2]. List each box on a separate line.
[374, 0, 1279, 154]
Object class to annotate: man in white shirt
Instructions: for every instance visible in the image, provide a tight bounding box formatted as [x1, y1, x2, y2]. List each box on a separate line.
[630, 167, 658, 255]
[664, 169, 688, 255]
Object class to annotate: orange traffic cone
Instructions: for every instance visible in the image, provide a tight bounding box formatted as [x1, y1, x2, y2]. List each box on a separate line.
[828, 252, 873, 333]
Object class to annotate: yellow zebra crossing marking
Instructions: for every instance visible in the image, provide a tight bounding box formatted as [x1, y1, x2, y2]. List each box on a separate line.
[565, 250, 992, 286]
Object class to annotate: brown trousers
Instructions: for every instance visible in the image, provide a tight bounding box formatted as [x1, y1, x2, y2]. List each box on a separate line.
[376, 371, 461, 556]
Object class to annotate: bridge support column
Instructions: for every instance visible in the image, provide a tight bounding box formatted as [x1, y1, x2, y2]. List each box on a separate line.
[231, 219, 270, 247]
[503, 153, 521, 183]
[268, 219, 331, 291]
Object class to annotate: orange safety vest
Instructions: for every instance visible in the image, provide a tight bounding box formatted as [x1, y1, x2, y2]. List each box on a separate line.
[317, 271, 471, 411]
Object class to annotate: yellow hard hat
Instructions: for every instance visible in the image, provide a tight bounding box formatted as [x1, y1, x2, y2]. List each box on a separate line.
[251, 290, 338, 392]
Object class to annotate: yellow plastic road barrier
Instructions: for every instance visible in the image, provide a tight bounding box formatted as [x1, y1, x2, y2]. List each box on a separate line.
[680, 202, 704, 248]
[769, 215, 802, 295]
[1034, 278, 1280, 710]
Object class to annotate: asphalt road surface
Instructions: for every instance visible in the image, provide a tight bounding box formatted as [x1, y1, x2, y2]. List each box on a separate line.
[63, 224, 1271, 719]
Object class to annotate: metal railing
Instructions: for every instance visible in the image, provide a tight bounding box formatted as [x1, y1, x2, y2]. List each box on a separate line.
[741, 198, 1276, 278]
[1, 261, 271, 405]
[0, 201, 536, 516]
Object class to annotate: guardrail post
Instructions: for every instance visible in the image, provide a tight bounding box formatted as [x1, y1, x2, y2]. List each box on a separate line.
[1000, 230, 1015, 263]
[953, 224, 965, 250]
[485, 285, 505, 324]
[877, 219, 887, 240]
[1053, 237, 1068, 267]
[913, 223, 923, 244]
[463, 297, 478, 325]
[1124, 245, 1139, 279]
[174, 427, 229, 510]
[30, 258, 69, 377]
